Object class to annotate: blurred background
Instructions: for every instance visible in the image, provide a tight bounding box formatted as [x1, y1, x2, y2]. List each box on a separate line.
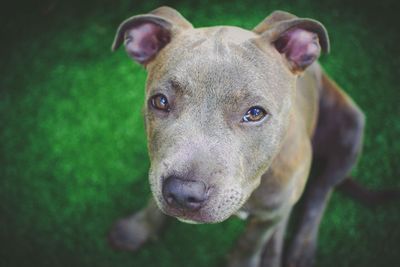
[0, 0, 399, 266]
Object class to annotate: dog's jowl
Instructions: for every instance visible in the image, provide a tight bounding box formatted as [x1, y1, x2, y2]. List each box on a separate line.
[108, 6, 366, 267]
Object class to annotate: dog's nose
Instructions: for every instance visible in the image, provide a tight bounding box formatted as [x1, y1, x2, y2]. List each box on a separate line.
[162, 176, 208, 211]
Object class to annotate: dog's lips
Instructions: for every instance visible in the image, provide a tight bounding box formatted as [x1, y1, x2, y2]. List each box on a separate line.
[153, 181, 244, 224]
[160, 201, 236, 224]
[165, 208, 207, 223]
[160, 203, 217, 223]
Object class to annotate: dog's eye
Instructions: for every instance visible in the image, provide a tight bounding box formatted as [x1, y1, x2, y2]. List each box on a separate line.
[150, 94, 170, 111]
[242, 106, 267, 122]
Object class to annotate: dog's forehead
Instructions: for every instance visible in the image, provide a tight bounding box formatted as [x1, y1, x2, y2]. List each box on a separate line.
[155, 27, 266, 83]
[175, 26, 260, 66]
[190, 26, 258, 44]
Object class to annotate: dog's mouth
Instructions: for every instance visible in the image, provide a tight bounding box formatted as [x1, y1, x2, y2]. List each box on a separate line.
[160, 203, 217, 224]
[154, 186, 245, 224]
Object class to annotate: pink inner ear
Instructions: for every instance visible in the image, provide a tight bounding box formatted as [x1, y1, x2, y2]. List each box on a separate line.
[125, 23, 169, 64]
[274, 28, 321, 70]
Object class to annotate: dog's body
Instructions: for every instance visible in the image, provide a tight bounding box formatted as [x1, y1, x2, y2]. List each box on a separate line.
[109, 7, 365, 267]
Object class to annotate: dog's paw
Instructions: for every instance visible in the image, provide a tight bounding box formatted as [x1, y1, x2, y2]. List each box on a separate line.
[108, 211, 152, 252]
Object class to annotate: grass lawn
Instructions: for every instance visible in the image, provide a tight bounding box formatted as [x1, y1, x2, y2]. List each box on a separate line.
[1, 0, 399, 266]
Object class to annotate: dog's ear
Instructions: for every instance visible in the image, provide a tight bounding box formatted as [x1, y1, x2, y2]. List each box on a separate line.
[253, 11, 330, 73]
[112, 6, 192, 65]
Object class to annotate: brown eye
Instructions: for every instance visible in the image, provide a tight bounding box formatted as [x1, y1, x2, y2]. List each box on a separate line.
[150, 94, 170, 111]
[242, 106, 267, 122]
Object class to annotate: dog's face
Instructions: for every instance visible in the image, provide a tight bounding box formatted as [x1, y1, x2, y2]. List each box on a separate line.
[145, 27, 295, 223]
[112, 7, 328, 223]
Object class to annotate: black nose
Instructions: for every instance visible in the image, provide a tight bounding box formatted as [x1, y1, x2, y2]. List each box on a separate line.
[162, 176, 208, 211]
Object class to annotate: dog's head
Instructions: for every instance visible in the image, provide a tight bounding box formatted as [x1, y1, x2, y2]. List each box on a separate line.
[112, 7, 329, 223]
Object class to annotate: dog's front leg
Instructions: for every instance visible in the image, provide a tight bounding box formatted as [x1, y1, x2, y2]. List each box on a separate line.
[260, 213, 290, 267]
[227, 213, 289, 267]
[108, 198, 169, 251]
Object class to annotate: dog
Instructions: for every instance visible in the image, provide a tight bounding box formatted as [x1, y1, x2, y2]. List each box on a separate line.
[108, 6, 367, 267]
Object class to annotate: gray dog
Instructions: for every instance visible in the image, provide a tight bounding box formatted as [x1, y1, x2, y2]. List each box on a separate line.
[108, 6, 367, 267]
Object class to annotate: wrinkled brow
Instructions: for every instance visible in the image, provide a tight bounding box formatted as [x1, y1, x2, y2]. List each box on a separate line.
[224, 87, 270, 110]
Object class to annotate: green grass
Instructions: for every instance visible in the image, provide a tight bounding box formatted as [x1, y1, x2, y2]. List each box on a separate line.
[1, 0, 399, 266]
